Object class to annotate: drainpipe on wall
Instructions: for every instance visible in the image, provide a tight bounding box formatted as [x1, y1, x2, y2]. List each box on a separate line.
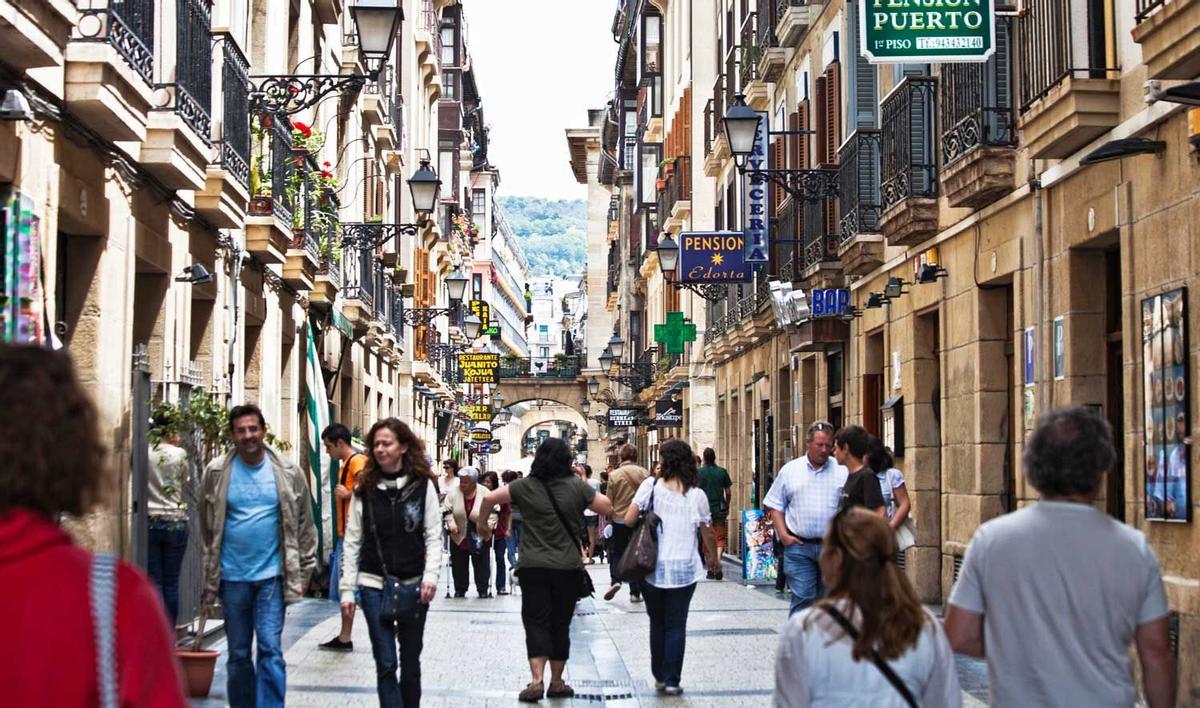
[226, 240, 243, 401]
[1033, 161, 1047, 413]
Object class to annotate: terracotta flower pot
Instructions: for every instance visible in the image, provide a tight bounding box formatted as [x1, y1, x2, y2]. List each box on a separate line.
[177, 649, 220, 698]
[249, 196, 273, 216]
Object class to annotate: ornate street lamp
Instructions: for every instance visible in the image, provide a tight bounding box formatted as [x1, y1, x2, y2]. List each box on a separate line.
[492, 391, 505, 409]
[250, 0, 403, 115]
[607, 332, 625, 360]
[445, 269, 469, 302]
[342, 159, 443, 249]
[587, 376, 600, 397]
[598, 347, 613, 372]
[463, 314, 483, 340]
[722, 93, 838, 203]
[492, 407, 512, 426]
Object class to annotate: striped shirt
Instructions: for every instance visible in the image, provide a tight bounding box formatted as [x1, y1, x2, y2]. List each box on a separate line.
[762, 454, 847, 539]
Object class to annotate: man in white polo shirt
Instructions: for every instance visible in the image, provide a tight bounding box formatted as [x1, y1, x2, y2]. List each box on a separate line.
[762, 421, 847, 615]
[946, 406, 1176, 707]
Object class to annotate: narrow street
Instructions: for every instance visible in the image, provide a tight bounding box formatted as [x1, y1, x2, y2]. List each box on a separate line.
[194, 562, 989, 706]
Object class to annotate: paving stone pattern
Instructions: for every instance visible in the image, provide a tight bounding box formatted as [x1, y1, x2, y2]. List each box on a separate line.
[192, 561, 988, 706]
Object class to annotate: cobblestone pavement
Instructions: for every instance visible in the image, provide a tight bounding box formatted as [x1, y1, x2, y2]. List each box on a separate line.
[193, 560, 988, 706]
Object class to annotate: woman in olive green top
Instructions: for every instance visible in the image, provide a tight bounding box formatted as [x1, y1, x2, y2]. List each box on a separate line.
[478, 439, 612, 703]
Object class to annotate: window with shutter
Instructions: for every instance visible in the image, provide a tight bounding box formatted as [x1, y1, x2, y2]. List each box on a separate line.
[823, 61, 841, 167]
[814, 75, 827, 165]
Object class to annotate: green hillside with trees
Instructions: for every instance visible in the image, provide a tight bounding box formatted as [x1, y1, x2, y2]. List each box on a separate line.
[499, 196, 587, 278]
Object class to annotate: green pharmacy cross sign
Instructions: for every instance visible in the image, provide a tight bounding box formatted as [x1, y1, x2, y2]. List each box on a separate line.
[654, 311, 697, 355]
[860, 0, 994, 64]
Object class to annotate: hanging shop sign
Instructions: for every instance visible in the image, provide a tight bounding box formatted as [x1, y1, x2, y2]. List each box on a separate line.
[483, 441, 503, 454]
[742, 111, 771, 263]
[810, 288, 851, 318]
[469, 299, 491, 324]
[457, 352, 499, 384]
[463, 404, 492, 422]
[607, 408, 640, 428]
[655, 398, 683, 428]
[860, 0, 995, 64]
[484, 320, 501, 337]
[469, 426, 493, 443]
[678, 231, 752, 284]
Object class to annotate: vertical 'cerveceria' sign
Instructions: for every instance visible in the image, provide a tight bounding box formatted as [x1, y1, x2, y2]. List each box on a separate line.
[457, 353, 499, 384]
[860, 0, 994, 64]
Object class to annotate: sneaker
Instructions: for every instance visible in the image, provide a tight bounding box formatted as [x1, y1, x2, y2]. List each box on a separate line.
[663, 686, 683, 696]
[603, 583, 622, 601]
[546, 681, 575, 698]
[498, 589, 511, 596]
[630, 594, 643, 603]
[654, 681, 666, 692]
[318, 637, 353, 652]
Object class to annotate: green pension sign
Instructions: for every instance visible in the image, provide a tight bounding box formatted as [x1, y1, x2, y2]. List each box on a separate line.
[860, 0, 994, 63]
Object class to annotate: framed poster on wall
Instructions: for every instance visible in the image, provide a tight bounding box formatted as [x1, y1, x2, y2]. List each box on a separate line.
[1142, 288, 1190, 522]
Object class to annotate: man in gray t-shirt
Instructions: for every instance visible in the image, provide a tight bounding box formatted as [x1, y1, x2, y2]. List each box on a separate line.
[946, 407, 1175, 707]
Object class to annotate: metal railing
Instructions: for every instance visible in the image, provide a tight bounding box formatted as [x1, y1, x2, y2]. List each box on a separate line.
[173, 0, 212, 141]
[218, 36, 250, 186]
[941, 19, 1015, 167]
[1018, 0, 1116, 110]
[803, 196, 839, 269]
[657, 155, 692, 219]
[620, 135, 637, 171]
[79, 0, 155, 83]
[712, 74, 728, 147]
[756, 0, 779, 48]
[317, 249, 342, 289]
[498, 356, 584, 379]
[1136, 0, 1167, 20]
[738, 12, 762, 92]
[774, 199, 801, 279]
[703, 98, 717, 157]
[881, 77, 938, 211]
[343, 248, 376, 310]
[838, 129, 882, 242]
[269, 120, 293, 223]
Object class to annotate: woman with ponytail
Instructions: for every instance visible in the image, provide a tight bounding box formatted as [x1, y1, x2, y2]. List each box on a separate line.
[773, 507, 960, 707]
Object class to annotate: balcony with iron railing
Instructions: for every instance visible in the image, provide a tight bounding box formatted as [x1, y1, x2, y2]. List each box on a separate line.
[498, 356, 584, 380]
[940, 43, 1017, 210]
[195, 33, 251, 227]
[737, 12, 766, 102]
[245, 118, 295, 264]
[754, 0, 790, 82]
[342, 248, 379, 333]
[67, 0, 157, 144]
[774, 0, 821, 49]
[656, 155, 692, 233]
[1133, 0, 1200, 79]
[880, 77, 940, 249]
[703, 74, 731, 174]
[802, 195, 841, 283]
[1017, 0, 1119, 158]
[837, 129, 884, 275]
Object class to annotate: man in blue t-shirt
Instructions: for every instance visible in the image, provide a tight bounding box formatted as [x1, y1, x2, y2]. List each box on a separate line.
[199, 404, 316, 708]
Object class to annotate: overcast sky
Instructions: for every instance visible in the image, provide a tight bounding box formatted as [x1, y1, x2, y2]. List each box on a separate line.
[464, 0, 616, 202]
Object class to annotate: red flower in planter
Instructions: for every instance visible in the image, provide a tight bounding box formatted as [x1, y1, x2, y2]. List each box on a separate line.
[320, 170, 334, 179]
[323, 161, 331, 168]
[292, 121, 312, 138]
[288, 85, 299, 95]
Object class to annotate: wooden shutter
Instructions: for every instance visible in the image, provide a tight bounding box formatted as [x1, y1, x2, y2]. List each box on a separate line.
[814, 76, 827, 165]
[823, 61, 841, 165]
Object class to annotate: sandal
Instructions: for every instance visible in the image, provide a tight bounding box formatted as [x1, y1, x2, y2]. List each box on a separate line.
[518, 681, 544, 703]
[546, 682, 575, 699]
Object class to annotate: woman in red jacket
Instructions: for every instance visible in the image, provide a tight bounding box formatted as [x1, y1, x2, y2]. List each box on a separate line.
[0, 344, 187, 706]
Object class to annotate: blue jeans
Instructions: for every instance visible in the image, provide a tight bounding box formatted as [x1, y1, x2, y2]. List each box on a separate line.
[494, 536, 508, 592]
[641, 582, 697, 687]
[328, 537, 342, 601]
[221, 577, 286, 708]
[147, 519, 188, 625]
[360, 587, 429, 708]
[782, 542, 824, 615]
[507, 521, 522, 566]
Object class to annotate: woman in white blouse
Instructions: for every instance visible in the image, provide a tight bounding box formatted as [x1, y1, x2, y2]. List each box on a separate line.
[624, 439, 719, 695]
[773, 507, 961, 707]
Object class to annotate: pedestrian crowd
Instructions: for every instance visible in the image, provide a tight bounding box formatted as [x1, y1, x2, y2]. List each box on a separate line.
[0, 341, 1179, 708]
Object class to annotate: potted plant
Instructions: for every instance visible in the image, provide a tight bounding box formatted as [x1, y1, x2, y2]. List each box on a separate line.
[248, 116, 273, 216]
[289, 121, 324, 164]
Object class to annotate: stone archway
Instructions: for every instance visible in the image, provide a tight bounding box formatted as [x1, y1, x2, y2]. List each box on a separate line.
[486, 393, 605, 473]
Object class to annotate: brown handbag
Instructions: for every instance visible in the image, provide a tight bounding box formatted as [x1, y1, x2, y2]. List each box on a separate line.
[616, 481, 660, 582]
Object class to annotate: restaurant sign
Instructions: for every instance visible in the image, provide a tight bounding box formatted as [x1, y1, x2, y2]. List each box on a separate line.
[678, 231, 752, 284]
[469, 426, 493, 443]
[463, 404, 492, 422]
[457, 352, 499, 384]
[860, 0, 995, 64]
[607, 408, 640, 428]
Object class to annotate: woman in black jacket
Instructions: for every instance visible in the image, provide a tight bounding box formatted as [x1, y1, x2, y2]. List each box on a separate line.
[340, 418, 443, 708]
[478, 439, 613, 703]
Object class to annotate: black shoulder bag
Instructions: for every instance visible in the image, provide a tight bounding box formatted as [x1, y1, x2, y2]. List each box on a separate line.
[365, 479, 426, 622]
[820, 605, 917, 708]
[536, 477, 595, 600]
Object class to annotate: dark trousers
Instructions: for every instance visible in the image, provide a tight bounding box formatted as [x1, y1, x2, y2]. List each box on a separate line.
[518, 567, 578, 660]
[493, 536, 508, 592]
[608, 522, 642, 597]
[641, 582, 697, 687]
[147, 520, 188, 625]
[449, 541, 491, 596]
[360, 587, 429, 708]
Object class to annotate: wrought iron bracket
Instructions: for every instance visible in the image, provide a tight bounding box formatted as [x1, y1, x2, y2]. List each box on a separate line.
[341, 222, 424, 250]
[613, 363, 655, 390]
[671, 281, 730, 302]
[249, 74, 367, 116]
[402, 307, 458, 327]
[741, 167, 840, 203]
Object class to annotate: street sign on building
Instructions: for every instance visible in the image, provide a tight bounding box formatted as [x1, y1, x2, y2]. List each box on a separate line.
[742, 111, 771, 263]
[655, 398, 683, 428]
[678, 231, 752, 284]
[469, 299, 491, 324]
[463, 404, 492, 422]
[860, 0, 995, 64]
[607, 408, 640, 428]
[810, 288, 851, 318]
[469, 426, 492, 443]
[484, 320, 501, 337]
[458, 352, 499, 384]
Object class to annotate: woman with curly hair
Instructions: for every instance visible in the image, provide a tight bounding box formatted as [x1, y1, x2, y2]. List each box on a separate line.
[773, 507, 960, 707]
[0, 344, 186, 705]
[340, 418, 442, 708]
[624, 439, 719, 695]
